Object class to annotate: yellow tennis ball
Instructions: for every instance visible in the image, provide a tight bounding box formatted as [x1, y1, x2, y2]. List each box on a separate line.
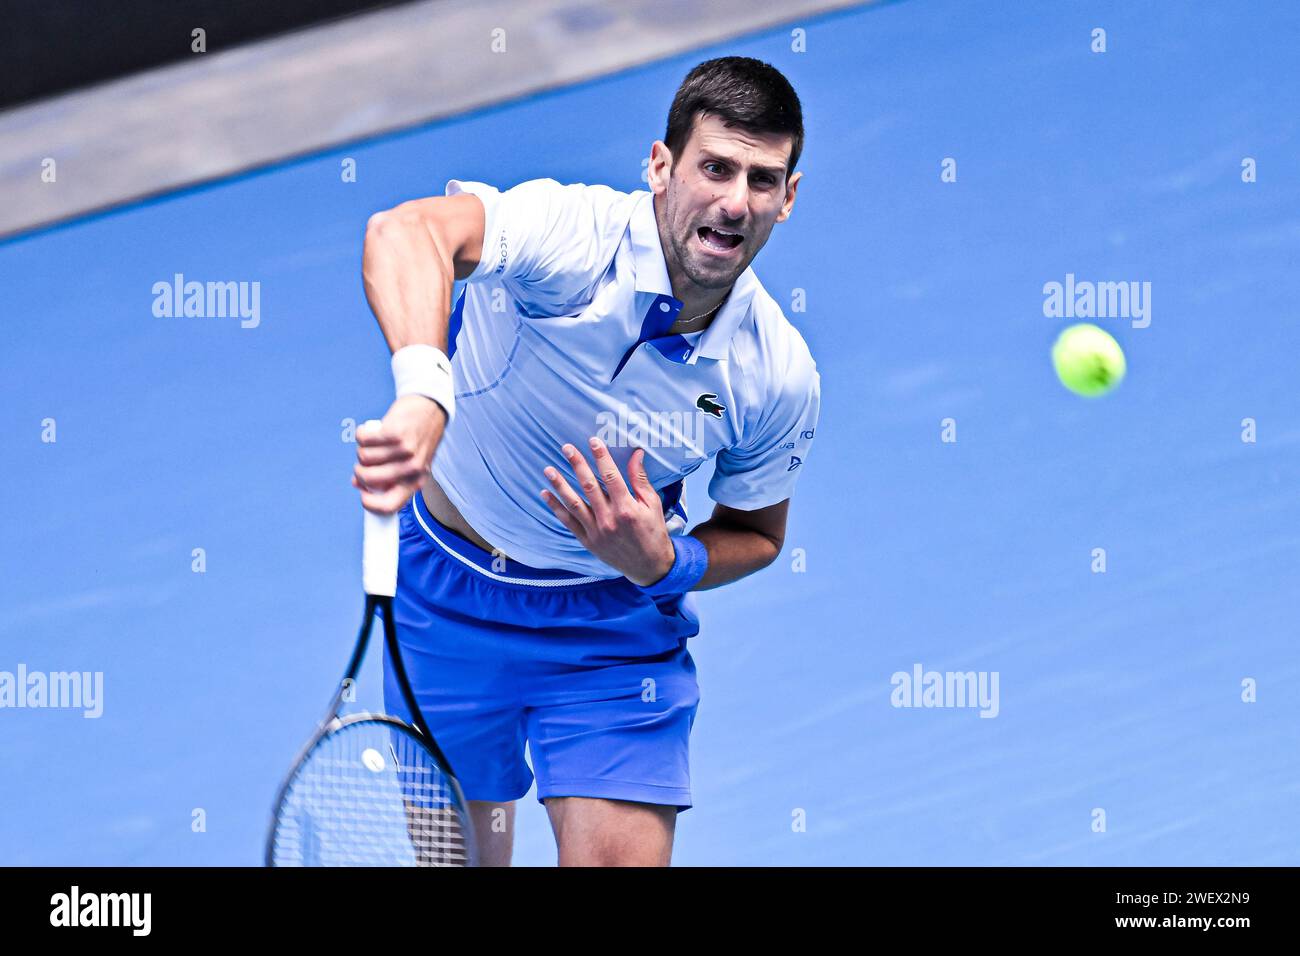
[1052, 323, 1126, 397]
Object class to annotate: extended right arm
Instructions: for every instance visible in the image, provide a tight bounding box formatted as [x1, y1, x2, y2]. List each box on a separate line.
[362, 193, 485, 353]
[353, 194, 486, 515]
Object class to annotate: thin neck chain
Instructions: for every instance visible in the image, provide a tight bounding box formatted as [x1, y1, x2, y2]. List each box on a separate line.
[677, 301, 721, 328]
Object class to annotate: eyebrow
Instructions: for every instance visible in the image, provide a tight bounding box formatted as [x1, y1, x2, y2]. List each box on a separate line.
[700, 152, 786, 179]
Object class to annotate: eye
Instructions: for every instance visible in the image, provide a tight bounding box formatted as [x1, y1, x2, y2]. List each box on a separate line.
[703, 162, 725, 176]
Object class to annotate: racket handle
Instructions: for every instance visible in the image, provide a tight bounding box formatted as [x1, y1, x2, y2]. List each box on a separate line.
[361, 419, 400, 597]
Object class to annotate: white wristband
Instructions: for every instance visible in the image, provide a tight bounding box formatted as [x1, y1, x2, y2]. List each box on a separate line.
[391, 344, 455, 421]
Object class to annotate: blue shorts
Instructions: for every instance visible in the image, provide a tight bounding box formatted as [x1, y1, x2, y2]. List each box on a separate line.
[381, 492, 702, 811]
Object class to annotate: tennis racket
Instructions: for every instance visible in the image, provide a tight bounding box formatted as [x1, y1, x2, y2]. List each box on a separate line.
[266, 422, 476, 866]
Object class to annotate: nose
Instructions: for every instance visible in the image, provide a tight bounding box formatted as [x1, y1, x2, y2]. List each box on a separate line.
[718, 177, 749, 223]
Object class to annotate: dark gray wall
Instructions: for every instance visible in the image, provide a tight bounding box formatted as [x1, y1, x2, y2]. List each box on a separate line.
[2, 0, 417, 108]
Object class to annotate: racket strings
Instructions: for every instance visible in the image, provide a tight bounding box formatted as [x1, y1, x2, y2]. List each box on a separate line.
[271, 720, 471, 866]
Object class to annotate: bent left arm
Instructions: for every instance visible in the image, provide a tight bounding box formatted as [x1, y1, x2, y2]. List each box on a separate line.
[686, 499, 788, 591]
[540, 438, 790, 590]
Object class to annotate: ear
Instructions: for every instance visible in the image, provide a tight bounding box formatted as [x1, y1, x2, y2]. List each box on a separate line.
[647, 141, 673, 196]
[776, 170, 802, 224]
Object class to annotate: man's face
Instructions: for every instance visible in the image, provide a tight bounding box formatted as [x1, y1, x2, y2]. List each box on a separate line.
[650, 113, 801, 294]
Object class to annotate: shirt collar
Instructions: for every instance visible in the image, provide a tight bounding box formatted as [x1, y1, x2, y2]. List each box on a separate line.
[696, 269, 757, 362]
[628, 191, 757, 363]
[630, 191, 674, 297]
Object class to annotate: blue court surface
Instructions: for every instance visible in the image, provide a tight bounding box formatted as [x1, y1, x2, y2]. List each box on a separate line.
[2, 0, 1298, 865]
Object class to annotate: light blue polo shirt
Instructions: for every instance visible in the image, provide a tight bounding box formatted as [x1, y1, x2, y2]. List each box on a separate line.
[430, 177, 820, 577]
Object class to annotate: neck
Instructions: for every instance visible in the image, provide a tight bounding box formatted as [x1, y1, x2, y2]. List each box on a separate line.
[669, 292, 727, 335]
[651, 196, 733, 334]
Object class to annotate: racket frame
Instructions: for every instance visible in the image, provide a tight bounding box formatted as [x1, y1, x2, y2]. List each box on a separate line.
[264, 592, 477, 867]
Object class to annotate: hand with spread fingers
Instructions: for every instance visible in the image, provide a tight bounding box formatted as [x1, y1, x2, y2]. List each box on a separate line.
[540, 437, 676, 587]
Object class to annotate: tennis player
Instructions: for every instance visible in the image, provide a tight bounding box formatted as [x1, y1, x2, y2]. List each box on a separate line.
[354, 57, 819, 866]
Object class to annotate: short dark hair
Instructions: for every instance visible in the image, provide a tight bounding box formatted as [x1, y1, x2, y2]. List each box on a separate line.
[664, 56, 804, 178]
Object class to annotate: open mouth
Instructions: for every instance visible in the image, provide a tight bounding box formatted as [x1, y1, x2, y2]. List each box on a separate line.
[697, 226, 744, 252]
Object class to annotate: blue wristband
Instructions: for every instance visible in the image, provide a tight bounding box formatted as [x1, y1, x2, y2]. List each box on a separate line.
[637, 535, 709, 598]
